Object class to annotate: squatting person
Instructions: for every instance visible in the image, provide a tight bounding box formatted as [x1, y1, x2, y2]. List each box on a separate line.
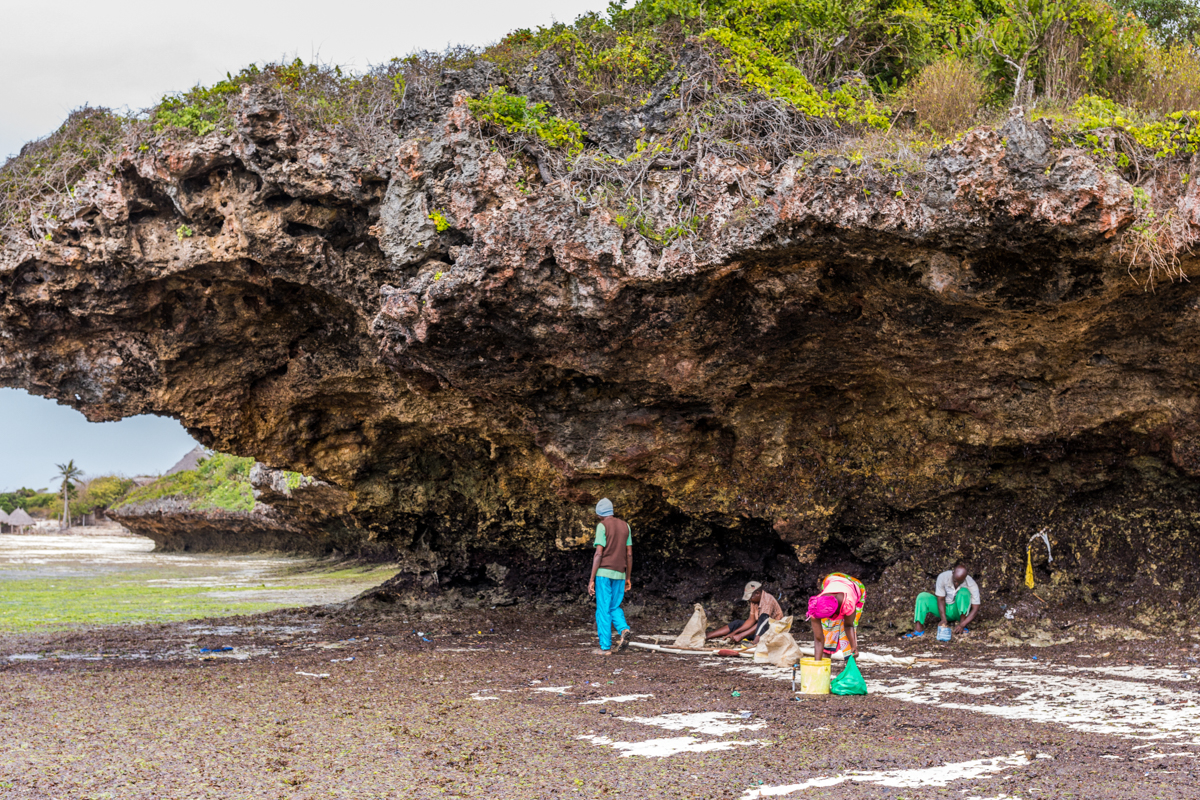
[586, 498, 633, 656]
[904, 561, 980, 639]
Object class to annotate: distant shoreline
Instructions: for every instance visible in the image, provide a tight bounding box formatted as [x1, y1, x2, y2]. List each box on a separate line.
[2, 524, 146, 540]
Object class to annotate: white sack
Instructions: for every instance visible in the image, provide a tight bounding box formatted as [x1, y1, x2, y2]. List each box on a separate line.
[753, 615, 804, 667]
[673, 603, 708, 649]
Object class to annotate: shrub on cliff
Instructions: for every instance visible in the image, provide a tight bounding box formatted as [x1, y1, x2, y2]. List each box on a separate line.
[1112, 0, 1200, 43]
[901, 56, 988, 136]
[0, 107, 136, 244]
[466, 88, 586, 154]
[152, 59, 406, 141]
[153, 68, 259, 136]
[1131, 44, 1200, 115]
[71, 476, 137, 518]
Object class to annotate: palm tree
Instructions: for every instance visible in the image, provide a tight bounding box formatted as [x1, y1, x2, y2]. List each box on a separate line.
[55, 460, 83, 529]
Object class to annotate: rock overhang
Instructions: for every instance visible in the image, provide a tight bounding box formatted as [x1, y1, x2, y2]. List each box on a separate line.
[3, 86, 1200, 610]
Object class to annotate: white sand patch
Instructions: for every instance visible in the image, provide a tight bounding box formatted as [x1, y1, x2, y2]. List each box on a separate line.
[847, 652, 916, 666]
[470, 692, 499, 701]
[618, 712, 766, 736]
[741, 752, 1031, 798]
[1060, 664, 1195, 682]
[1138, 752, 1199, 760]
[723, 657, 1200, 744]
[295, 671, 330, 678]
[990, 657, 1195, 682]
[576, 734, 765, 758]
[580, 694, 654, 705]
[870, 667, 1200, 741]
[149, 579, 251, 588]
[531, 685, 573, 693]
[720, 662, 796, 682]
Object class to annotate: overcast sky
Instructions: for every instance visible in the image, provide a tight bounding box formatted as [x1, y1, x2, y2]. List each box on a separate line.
[0, 390, 198, 491]
[0, 0, 608, 490]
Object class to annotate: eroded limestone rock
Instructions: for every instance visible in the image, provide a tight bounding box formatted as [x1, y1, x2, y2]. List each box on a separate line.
[4, 84, 1200, 608]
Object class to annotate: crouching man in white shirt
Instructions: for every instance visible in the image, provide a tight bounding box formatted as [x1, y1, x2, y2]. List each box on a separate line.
[903, 562, 980, 639]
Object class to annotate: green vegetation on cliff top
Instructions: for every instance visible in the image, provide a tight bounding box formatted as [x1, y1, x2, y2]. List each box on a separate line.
[113, 452, 258, 514]
[111, 452, 308, 515]
[3, 0, 1200, 247]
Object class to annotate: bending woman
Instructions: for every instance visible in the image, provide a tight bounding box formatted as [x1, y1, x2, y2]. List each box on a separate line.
[806, 572, 866, 661]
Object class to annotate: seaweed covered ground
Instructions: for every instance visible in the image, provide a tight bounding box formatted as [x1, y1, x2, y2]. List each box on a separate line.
[1, 600, 1197, 800]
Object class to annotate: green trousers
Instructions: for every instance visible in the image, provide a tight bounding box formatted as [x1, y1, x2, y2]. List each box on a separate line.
[914, 587, 971, 624]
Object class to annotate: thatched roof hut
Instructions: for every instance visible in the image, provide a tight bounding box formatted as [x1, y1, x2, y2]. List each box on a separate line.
[166, 445, 209, 476]
[0, 509, 10, 527]
[7, 508, 35, 529]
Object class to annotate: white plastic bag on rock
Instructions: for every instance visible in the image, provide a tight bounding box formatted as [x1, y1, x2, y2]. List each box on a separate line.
[754, 616, 803, 667]
[673, 603, 708, 648]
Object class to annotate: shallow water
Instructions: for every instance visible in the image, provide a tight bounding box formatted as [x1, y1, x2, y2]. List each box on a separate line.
[0, 532, 301, 579]
[0, 532, 397, 631]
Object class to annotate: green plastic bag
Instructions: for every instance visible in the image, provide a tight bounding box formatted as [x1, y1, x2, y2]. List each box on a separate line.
[830, 655, 868, 695]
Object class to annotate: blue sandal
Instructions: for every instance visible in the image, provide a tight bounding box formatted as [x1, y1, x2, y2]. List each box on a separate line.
[902, 631, 924, 639]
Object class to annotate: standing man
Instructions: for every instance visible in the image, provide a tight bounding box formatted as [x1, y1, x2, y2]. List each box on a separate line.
[905, 562, 980, 638]
[587, 498, 632, 656]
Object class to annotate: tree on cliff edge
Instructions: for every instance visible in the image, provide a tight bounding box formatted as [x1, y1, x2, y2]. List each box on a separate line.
[55, 460, 82, 529]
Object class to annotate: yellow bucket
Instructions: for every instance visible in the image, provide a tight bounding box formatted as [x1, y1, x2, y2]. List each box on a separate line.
[798, 657, 831, 695]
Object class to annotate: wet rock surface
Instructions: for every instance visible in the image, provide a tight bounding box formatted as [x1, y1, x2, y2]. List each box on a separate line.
[3, 83, 1200, 607]
[1, 607, 1197, 798]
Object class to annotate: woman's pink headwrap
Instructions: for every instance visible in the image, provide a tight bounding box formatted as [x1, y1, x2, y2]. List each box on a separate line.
[807, 594, 839, 620]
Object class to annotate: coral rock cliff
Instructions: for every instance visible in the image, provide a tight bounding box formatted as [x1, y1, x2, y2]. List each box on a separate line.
[4, 86, 1200, 609]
